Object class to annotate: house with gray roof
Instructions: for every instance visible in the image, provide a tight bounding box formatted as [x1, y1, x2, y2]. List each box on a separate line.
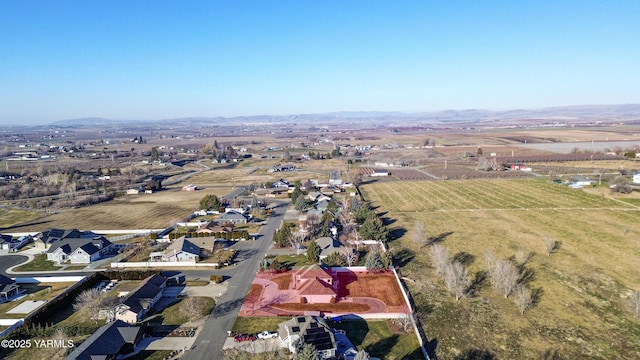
[114, 274, 165, 324]
[35, 228, 103, 250]
[0, 274, 24, 302]
[65, 319, 144, 360]
[217, 210, 247, 224]
[151, 236, 201, 262]
[46, 236, 113, 264]
[278, 316, 336, 359]
[315, 236, 343, 261]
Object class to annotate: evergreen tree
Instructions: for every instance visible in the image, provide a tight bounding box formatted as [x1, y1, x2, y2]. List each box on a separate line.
[306, 240, 320, 264]
[365, 251, 386, 271]
[199, 194, 221, 211]
[323, 252, 346, 267]
[294, 344, 319, 360]
[360, 216, 389, 241]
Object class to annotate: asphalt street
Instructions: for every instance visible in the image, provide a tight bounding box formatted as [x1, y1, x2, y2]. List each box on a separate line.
[183, 200, 288, 360]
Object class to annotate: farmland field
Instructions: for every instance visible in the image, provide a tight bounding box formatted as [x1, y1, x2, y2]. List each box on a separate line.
[361, 179, 640, 360]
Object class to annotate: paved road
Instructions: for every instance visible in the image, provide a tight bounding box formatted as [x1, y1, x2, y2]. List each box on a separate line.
[183, 200, 288, 360]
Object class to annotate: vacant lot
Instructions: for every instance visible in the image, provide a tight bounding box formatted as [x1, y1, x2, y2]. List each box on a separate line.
[361, 179, 640, 359]
[0, 186, 232, 232]
[337, 272, 407, 308]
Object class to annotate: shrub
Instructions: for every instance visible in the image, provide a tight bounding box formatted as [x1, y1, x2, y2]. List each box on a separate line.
[210, 275, 223, 283]
[300, 297, 307, 304]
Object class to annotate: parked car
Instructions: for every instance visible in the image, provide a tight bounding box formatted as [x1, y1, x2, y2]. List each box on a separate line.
[257, 331, 278, 340]
[234, 333, 256, 342]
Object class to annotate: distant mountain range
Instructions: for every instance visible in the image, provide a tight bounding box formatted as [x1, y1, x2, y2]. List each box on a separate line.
[45, 103, 640, 128]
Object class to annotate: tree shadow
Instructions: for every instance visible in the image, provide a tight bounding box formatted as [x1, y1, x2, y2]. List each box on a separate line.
[424, 231, 454, 246]
[541, 348, 565, 360]
[425, 338, 439, 360]
[393, 248, 415, 268]
[532, 287, 544, 307]
[364, 334, 399, 359]
[454, 348, 498, 360]
[453, 251, 475, 266]
[388, 226, 407, 242]
[518, 267, 536, 286]
[381, 217, 396, 226]
[467, 270, 488, 297]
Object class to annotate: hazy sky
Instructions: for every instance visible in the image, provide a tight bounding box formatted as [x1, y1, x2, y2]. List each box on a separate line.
[1, 1, 639, 124]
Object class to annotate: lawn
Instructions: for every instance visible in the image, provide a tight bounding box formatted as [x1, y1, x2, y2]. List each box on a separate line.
[150, 296, 215, 325]
[361, 179, 640, 359]
[231, 316, 283, 334]
[13, 254, 61, 271]
[275, 254, 309, 268]
[332, 320, 422, 360]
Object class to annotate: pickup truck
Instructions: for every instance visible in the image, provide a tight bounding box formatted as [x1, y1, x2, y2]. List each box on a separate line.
[256, 331, 278, 340]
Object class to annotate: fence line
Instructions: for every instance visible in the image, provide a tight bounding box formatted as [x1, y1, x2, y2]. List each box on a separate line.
[111, 261, 220, 268]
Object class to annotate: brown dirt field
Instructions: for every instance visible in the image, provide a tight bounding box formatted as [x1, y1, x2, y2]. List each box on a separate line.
[271, 274, 292, 290]
[271, 302, 371, 313]
[339, 272, 406, 307]
[245, 284, 263, 304]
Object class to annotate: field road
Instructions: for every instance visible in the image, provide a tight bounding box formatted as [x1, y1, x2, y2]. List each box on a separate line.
[183, 199, 288, 360]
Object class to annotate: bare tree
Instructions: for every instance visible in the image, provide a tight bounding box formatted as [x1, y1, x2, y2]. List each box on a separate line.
[444, 261, 471, 301]
[290, 229, 307, 255]
[354, 349, 370, 360]
[73, 289, 110, 323]
[514, 285, 534, 314]
[429, 244, 450, 277]
[631, 290, 640, 319]
[395, 312, 414, 332]
[543, 236, 561, 256]
[489, 259, 520, 298]
[180, 294, 208, 322]
[306, 213, 321, 235]
[345, 248, 358, 267]
[412, 221, 429, 248]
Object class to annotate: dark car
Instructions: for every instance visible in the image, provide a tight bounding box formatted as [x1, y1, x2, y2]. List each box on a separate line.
[234, 333, 256, 342]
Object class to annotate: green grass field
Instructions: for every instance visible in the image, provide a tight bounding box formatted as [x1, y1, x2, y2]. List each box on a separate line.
[361, 178, 640, 360]
[13, 254, 61, 272]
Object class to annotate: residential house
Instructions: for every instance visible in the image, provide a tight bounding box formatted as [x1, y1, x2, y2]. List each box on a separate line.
[0, 274, 24, 302]
[272, 179, 290, 188]
[316, 237, 343, 261]
[292, 265, 337, 303]
[633, 173, 640, 184]
[46, 237, 113, 264]
[153, 236, 200, 262]
[114, 274, 165, 324]
[35, 228, 101, 250]
[195, 221, 234, 236]
[0, 235, 31, 251]
[65, 319, 144, 360]
[217, 211, 247, 224]
[277, 316, 336, 359]
[187, 236, 226, 253]
[126, 188, 142, 195]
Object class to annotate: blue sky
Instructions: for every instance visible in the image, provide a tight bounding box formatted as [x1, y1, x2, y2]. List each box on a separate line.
[1, 1, 639, 124]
